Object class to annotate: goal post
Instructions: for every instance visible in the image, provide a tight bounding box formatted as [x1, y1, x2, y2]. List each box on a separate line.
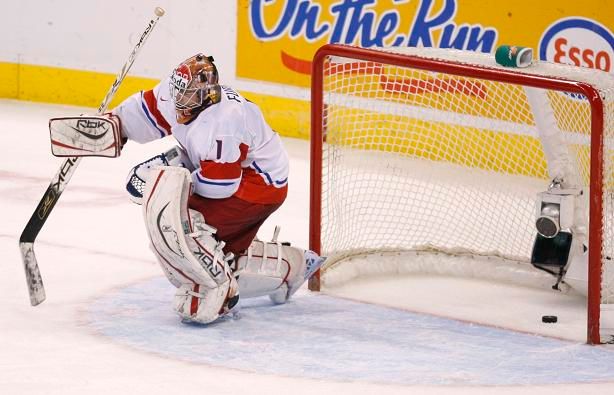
[308, 44, 614, 344]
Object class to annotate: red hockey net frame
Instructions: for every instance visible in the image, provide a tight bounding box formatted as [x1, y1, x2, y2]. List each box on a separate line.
[308, 44, 606, 344]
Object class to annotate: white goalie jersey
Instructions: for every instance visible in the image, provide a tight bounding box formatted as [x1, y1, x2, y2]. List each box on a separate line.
[113, 78, 289, 205]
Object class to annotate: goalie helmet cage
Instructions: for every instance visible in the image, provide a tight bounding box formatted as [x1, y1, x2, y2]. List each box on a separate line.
[308, 44, 614, 345]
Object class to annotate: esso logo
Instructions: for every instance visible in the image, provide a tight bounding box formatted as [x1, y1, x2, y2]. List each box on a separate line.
[539, 18, 613, 73]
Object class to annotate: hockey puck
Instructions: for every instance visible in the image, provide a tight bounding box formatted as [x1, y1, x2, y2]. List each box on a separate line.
[542, 315, 558, 323]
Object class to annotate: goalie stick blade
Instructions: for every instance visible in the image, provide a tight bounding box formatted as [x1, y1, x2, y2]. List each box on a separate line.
[18, 159, 76, 307]
[19, 242, 46, 306]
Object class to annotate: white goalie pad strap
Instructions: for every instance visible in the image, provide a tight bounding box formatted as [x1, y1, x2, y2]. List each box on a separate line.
[49, 115, 122, 157]
[236, 240, 290, 299]
[236, 239, 324, 303]
[142, 166, 236, 323]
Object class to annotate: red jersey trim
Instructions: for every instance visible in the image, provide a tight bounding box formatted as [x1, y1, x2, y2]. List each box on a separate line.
[199, 142, 249, 181]
[235, 168, 288, 204]
[200, 160, 242, 180]
[143, 89, 172, 135]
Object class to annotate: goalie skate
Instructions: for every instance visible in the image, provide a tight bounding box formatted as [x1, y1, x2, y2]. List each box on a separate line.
[235, 228, 325, 304]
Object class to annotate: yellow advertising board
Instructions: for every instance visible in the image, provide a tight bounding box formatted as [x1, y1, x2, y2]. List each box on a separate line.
[237, 0, 612, 90]
[237, 0, 612, 138]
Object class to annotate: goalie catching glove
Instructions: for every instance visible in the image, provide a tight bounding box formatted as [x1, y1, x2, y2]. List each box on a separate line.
[126, 146, 192, 204]
[49, 114, 123, 157]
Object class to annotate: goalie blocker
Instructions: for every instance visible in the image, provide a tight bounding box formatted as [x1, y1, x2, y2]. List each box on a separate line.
[142, 166, 324, 324]
[49, 114, 123, 157]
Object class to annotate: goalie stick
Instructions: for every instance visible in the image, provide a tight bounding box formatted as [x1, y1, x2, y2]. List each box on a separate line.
[19, 7, 166, 306]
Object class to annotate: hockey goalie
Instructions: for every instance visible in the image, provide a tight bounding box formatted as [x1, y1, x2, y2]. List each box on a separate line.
[49, 53, 324, 324]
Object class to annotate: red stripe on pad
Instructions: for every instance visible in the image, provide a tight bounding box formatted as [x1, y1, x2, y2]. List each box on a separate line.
[190, 284, 200, 316]
[51, 139, 95, 152]
[145, 170, 165, 209]
[51, 140, 118, 156]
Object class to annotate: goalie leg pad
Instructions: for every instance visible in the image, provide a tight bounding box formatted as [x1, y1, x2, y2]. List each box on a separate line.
[142, 166, 237, 324]
[49, 114, 123, 157]
[235, 237, 325, 304]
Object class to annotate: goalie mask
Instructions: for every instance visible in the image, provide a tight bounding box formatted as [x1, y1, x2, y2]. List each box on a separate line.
[169, 53, 221, 124]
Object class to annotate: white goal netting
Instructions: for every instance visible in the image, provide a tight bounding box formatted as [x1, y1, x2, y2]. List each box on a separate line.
[311, 45, 614, 343]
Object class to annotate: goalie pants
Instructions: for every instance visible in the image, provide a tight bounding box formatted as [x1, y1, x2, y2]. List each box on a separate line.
[188, 194, 284, 256]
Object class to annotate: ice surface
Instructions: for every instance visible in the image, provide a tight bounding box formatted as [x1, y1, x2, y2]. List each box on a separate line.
[1, 100, 614, 395]
[87, 277, 614, 386]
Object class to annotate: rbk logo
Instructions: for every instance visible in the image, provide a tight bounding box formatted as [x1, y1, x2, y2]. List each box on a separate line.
[69, 119, 109, 140]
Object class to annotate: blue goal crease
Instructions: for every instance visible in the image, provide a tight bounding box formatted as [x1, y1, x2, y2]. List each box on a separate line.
[85, 277, 614, 386]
